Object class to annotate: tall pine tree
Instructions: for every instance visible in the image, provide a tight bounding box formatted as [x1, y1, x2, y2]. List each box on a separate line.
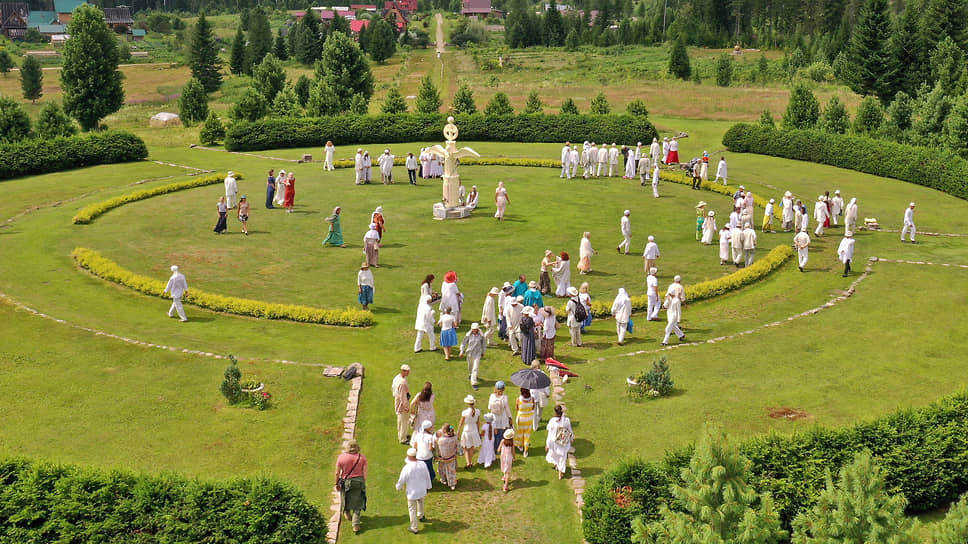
[246, 7, 273, 72]
[188, 13, 222, 92]
[543, 0, 565, 46]
[316, 32, 374, 112]
[846, 0, 896, 101]
[60, 4, 123, 131]
[368, 18, 397, 63]
[668, 39, 691, 80]
[20, 54, 42, 104]
[230, 27, 247, 75]
[415, 75, 441, 113]
[890, 1, 925, 96]
[451, 81, 477, 114]
[294, 10, 322, 65]
[782, 83, 820, 129]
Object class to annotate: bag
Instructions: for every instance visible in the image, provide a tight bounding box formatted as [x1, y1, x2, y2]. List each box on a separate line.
[407, 413, 416, 428]
[336, 454, 362, 490]
[571, 298, 588, 323]
[627, 319, 633, 333]
[555, 426, 574, 446]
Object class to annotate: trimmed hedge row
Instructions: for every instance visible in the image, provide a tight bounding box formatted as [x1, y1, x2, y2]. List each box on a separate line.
[588, 244, 793, 318]
[0, 131, 147, 181]
[582, 390, 968, 543]
[73, 247, 374, 327]
[73, 172, 242, 224]
[722, 123, 968, 200]
[224, 113, 658, 152]
[0, 458, 325, 543]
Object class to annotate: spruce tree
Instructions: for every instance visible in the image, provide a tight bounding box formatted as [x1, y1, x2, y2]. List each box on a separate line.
[316, 32, 374, 111]
[380, 86, 408, 114]
[294, 75, 311, 107]
[252, 53, 286, 103]
[228, 86, 268, 122]
[716, 52, 733, 87]
[274, 33, 289, 61]
[885, 90, 913, 132]
[913, 82, 951, 142]
[230, 27, 248, 75]
[590, 91, 610, 114]
[757, 52, 769, 82]
[294, 10, 322, 65]
[484, 92, 513, 116]
[668, 39, 691, 80]
[415, 75, 442, 113]
[199, 111, 225, 145]
[820, 96, 849, 134]
[934, 494, 968, 544]
[929, 36, 964, 96]
[0, 96, 31, 142]
[846, 0, 897, 102]
[890, 2, 925, 96]
[177, 77, 209, 126]
[543, 0, 565, 46]
[368, 18, 397, 63]
[60, 4, 124, 131]
[0, 50, 12, 77]
[559, 97, 579, 114]
[452, 82, 477, 114]
[792, 451, 921, 544]
[918, 0, 968, 56]
[759, 110, 775, 128]
[348, 93, 369, 115]
[246, 7, 273, 71]
[20, 55, 42, 104]
[330, 14, 351, 36]
[633, 425, 786, 544]
[35, 102, 76, 139]
[188, 13, 222, 92]
[626, 98, 648, 117]
[306, 81, 341, 116]
[853, 95, 884, 134]
[564, 29, 579, 51]
[270, 84, 302, 117]
[782, 83, 820, 130]
[524, 90, 543, 114]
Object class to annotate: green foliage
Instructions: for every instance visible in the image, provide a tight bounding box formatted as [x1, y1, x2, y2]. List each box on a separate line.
[368, 18, 397, 63]
[929, 36, 964, 96]
[913, 83, 951, 142]
[452, 82, 477, 115]
[317, 32, 374, 111]
[757, 52, 768, 82]
[294, 74, 311, 107]
[0, 50, 12, 77]
[542, 0, 565, 46]
[415, 75, 442, 113]
[187, 13, 222, 93]
[559, 97, 579, 115]
[348, 92, 369, 115]
[590, 91, 610, 114]
[0, 457, 326, 542]
[22, 27, 45, 44]
[788, 47, 807, 71]
[852, 95, 883, 134]
[820, 96, 849, 134]
[199, 111, 225, 145]
[885, 91, 913, 133]
[229, 86, 268, 122]
[19, 54, 42, 103]
[791, 451, 921, 544]
[294, 10, 322, 65]
[224, 113, 657, 151]
[0, 131, 145, 180]
[564, 29, 580, 51]
[782, 83, 820, 130]
[933, 494, 968, 544]
[759, 110, 775, 128]
[582, 459, 672, 544]
[628, 357, 673, 400]
[245, 7, 273, 71]
[306, 81, 341, 116]
[380, 86, 408, 114]
[220, 356, 243, 403]
[229, 26, 247, 75]
[177, 77, 208, 126]
[450, 18, 488, 46]
[845, 0, 896, 101]
[633, 425, 786, 544]
[943, 94, 968, 159]
[274, 33, 288, 61]
[485, 91, 514, 116]
[523, 90, 543, 114]
[625, 98, 648, 117]
[60, 4, 124, 131]
[716, 52, 733, 87]
[251, 53, 285, 103]
[668, 39, 690, 80]
[270, 84, 303, 118]
[34, 102, 77, 139]
[0, 96, 30, 142]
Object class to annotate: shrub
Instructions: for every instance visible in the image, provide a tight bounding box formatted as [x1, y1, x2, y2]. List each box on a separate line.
[559, 98, 579, 115]
[34, 102, 77, 139]
[199, 111, 225, 145]
[628, 356, 673, 399]
[415, 74, 441, 113]
[716, 52, 733, 86]
[0, 131, 146, 181]
[484, 92, 513, 116]
[177, 77, 209, 126]
[590, 91, 610, 114]
[229, 86, 268, 122]
[582, 459, 673, 544]
[853, 95, 884, 134]
[668, 38, 690, 80]
[72, 247, 374, 327]
[220, 355, 243, 403]
[524, 90, 543, 114]
[381, 86, 408, 114]
[782, 83, 820, 130]
[721, 123, 968, 200]
[625, 98, 648, 117]
[0, 458, 326, 542]
[224, 113, 658, 151]
[0, 95, 31, 142]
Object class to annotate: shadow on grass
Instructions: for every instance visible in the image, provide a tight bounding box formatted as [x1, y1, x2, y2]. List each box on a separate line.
[380, 243, 407, 249]
[508, 477, 549, 489]
[361, 513, 410, 531]
[572, 437, 595, 456]
[371, 305, 401, 314]
[181, 316, 216, 323]
[421, 518, 471, 533]
[449, 475, 496, 492]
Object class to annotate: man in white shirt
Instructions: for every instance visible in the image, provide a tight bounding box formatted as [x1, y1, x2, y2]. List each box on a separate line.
[651, 164, 660, 198]
[650, 137, 661, 166]
[504, 296, 523, 355]
[488, 381, 511, 453]
[581, 142, 592, 179]
[794, 229, 810, 272]
[597, 143, 608, 176]
[223, 171, 238, 208]
[617, 210, 632, 255]
[781, 191, 795, 232]
[642, 235, 660, 273]
[715, 156, 728, 185]
[560, 142, 572, 179]
[901, 202, 917, 243]
[163, 265, 188, 322]
[607, 143, 619, 177]
[392, 364, 411, 443]
[378, 149, 395, 184]
[661, 276, 686, 345]
[354, 148, 364, 185]
[830, 190, 844, 225]
[646, 267, 660, 321]
[762, 198, 775, 233]
[396, 448, 432, 534]
[838, 231, 855, 277]
[661, 137, 669, 164]
[568, 145, 580, 179]
[741, 222, 757, 267]
[410, 420, 437, 482]
[730, 223, 744, 265]
[814, 196, 829, 236]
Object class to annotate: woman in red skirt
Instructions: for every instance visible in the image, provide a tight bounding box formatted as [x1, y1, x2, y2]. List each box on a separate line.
[284, 172, 295, 213]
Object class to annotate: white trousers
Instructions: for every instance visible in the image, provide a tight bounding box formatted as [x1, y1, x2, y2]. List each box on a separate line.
[483, 323, 494, 346]
[797, 248, 808, 268]
[168, 296, 186, 321]
[902, 223, 916, 241]
[618, 234, 631, 253]
[616, 321, 627, 343]
[583, 164, 592, 178]
[744, 249, 755, 267]
[324, 158, 334, 171]
[569, 163, 578, 178]
[467, 355, 481, 385]
[815, 222, 825, 236]
[608, 163, 616, 177]
[225, 193, 235, 208]
[407, 498, 425, 531]
[647, 294, 659, 320]
[652, 180, 659, 198]
[508, 329, 521, 354]
[568, 325, 582, 346]
[732, 246, 744, 264]
[397, 412, 409, 442]
[414, 329, 436, 352]
[663, 321, 684, 343]
[597, 162, 606, 176]
[560, 164, 569, 178]
[832, 214, 838, 225]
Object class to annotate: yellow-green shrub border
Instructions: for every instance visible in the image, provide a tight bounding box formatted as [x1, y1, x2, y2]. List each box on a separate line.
[588, 244, 794, 318]
[72, 172, 245, 225]
[72, 247, 374, 327]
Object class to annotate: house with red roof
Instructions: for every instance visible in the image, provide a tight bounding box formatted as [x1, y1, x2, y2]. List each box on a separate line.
[349, 18, 369, 33]
[461, 0, 502, 18]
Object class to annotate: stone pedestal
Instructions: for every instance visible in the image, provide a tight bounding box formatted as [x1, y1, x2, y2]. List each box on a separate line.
[433, 202, 472, 220]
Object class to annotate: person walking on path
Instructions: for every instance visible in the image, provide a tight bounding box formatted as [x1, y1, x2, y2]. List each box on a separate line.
[781, 191, 794, 232]
[499, 429, 515, 492]
[396, 448, 431, 535]
[617, 210, 632, 254]
[335, 440, 367, 534]
[224, 171, 238, 208]
[540, 306, 557, 359]
[435, 424, 459, 490]
[830, 190, 844, 225]
[901, 202, 917, 243]
[552, 252, 571, 297]
[406, 152, 419, 185]
[715, 156, 728, 185]
[494, 182, 509, 220]
[763, 198, 776, 233]
[646, 267, 660, 321]
[505, 296, 523, 355]
[481, 287, 498, 346]
[610, 288, 632, 345]
[661, 276, 686, 345]
[742, 222, 757, 267]
[701, 211, 717, 244]
[265, 169, 276, 209]
[845, 198, 858, 234]
[794, 228, 810, 272]
[392, 365, 411, 443]
[459, 323, 486, 390]
[409, 382, 436, 432]
[438, 308, 457, 361]
[274, 169, 287, 207]
[519, 306, 537, 365]
[322, 206, 345, 247]
[378, 149, 395, 184]
[213, 196, 228, 234]
[730, 222, 744, 266]
[513, 388, 535, 456]
[719, 223, 731, 265]
[545, 405, 572, 480]
[578, 232, 597, 274]
[324, 141, 335, 171]
[163, 265, 188, 322]
[410, 420, 437, 483]
[560, 142, 572, 179]
[638, 155, 651, 186]
[488, 381, 511, 454]
[413, 295, 436, 353]
[363, 223, 380, 267]
[565, 286, 583, 346]
[357, 262, 374, 310]
[282, 172, 295, 213]
[643, 235, 660, 273]
[814, 196, 829, 236]
[651, 164, 661, 198]
[839, 231, 855, 277]
[237, 195, 249, 235]
[478, 414, 496, 467]
[457, 396, 482, 467]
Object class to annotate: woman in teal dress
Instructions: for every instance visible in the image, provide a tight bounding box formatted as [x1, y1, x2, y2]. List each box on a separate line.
[322, 206, 345, 247]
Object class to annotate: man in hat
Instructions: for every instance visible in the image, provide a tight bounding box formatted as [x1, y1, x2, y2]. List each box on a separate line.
[354, 148, 364, 185]
[378, 149, 395, 184]
[504, 296, 524, 355]
[565, 286, 583, 346]
[691, 158, 703, 189]
[742, 222, 758, 267]
[488, 381, 511, 453]
[560, 142, 572, 179]
[661, 276, 687, 345]
[901, 202, 917, 243]
[539, 250, 555, 295]
[830, 190, 844, 225]
[638, 154, 651, 186]
[581, 142, 593, 179]
[396, 447, 431, 535]
[224, 171, 238, 208]
[661, 137, 670, 164]
[481, 287, 499, 346]
[568, 144, 580, 179]
[715, 156, 728, 185]
[523, 280, 544, 309]
[608, 143, 620, 177]
[646, 267, 660, 321]
[617, 210, 632, 254]
[781, 191, 795, 232]
[643, 235, 660, 273]
[814, 196, 830, 236]
[335, 439, 368, 534]
[763, 198, 776, 233]
[650, 137, 661, 166]
[838, 231, 855, 277]
[460, 323, 487, 390]
[163, 265, 188, 322]
[794, 228, 810, 272]
[597, 142, 608, 176]
[730, 220, 744, 265]
[733, 185, 745, 203]
[392, 364, 411, 443]
[410, 420, 437, 482]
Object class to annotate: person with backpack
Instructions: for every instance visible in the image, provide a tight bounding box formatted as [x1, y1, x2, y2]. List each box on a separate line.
[565, 286, 585, 346]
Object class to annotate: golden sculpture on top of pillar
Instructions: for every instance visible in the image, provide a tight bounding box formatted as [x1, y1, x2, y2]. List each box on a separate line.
[428, 116, 480, 219]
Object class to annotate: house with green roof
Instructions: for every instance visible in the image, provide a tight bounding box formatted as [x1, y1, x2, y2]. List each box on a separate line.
[54, 0, 84, 24]
[26, 10, 56, 28]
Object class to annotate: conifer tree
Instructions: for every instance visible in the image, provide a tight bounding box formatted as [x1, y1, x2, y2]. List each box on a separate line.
[177, 77, 208, 126]
[274, 33, 288, 61]
[60, 4, 123, 131]
[35, 102, 76, 139]
[246, 7, 273, 71]
[188, 13, 222, 92]
[523, 90, 543, 114]
[0, 50, 11, 77]
[782, 83, 820, 130]
[590, 91, 610, 114]
[626, 98, 648, 117]
[306, 81, 341, 116]
[885, 90, 913, 132]
[485, 92, 513, 116]
[543, 0, 565, 46]
[934, 494, 968, 544]
[415, 75, 442, 113]
[716, 52, 733, 87]
[380, 86, 408, 114]
[0, 96, 31, 141]
[270, 84, 302, 117]
[913, 82, 951, 142]
[368, 18, 397, 63]
[820, 96, 849, 134]
[230, 26, 248, 75]
[252, 53, 286, 103]
[451, 82, 477, 114]
[853, 95, 884, 134]
[559, 97, 579, 114]
[294, 75, 311, 107]
[845, 0, 897, 101]
[199, 111, 225, 145]
[228, 86, 268, 122]
[564, 29, 579, 51]
[294, 10, 322, 65]
[943, 94, 968, 158]
[20, 54, 42, 103]
[316, 32, 374, 111]
[668, 39, 691, 80]
[348, 93, 369, 115]
[890, 2, 924, 96]
[929, 36, 964, 96]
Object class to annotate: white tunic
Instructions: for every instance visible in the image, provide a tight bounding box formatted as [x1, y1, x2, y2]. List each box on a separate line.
[620, 216, 631, 237]
[164, 272, 188, 298]
[716, 159, 727, 179]
[378, 153, 395, 176]
[580, 237, 594, 259]
[396, 458, 432, 500]
[545, 415, 572, 472]
[838, 237, 855, 263]
[814, 201, 829, 223]
[643, 241, 660, 259]
[782, 197, 794, 222]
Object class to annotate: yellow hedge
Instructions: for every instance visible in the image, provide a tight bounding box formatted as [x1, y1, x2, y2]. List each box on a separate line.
[72, 247, 374, 327]
[588, 244, 793, 317]
[72, 172, 245, 225]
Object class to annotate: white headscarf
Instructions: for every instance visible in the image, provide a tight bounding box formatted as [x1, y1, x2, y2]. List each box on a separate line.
[364, 223, 380, 241]
[848, 198, 857, 207]
[612, 288, 630, 307]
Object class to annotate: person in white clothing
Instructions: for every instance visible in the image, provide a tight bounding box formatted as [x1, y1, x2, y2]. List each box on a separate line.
[480, 287, 498, 346]
[638, 155, 651, 186]
[643, 235, 660, 272]
[163, 265, 188, 322]
[544, 405, 572, 479]
[845, 198, 858, 234]
[459, 323, 487, 390]
[488, 381, 512, 453]
[560, 142, 572, 178]
[323, 141, 335, 171]
[608, 144, 619, 177]
[701, 210, 717, 244]
[719, 224, 731, 265]
[646, 267, 660, 320]
[617, 210, 632, 254]
[568, 146, 580, 178]
[715, 156, 728, 185]
[581, 143, 592, 179]
[830, 190, 844, 225]
[353, 149, 364, 184]
[223, 171, 238, 208]
[650, 137, 661, 166]
[661, 276, 686, 345]
[651, 164, 660, 198]
[504, 296, 523, 354]
[466, 185, 479, 209]
[378, 149, 395, 184]
[794, 228, 810, 272]
[730, 223, 744, 265]
[597, 143, 608, 176]
[661, 137, 670, 164]
[413, 295, 436, 352]
[781, 191, 795, 231]
[405, 152, 419, 185]
[813, 196, 830, 236]
[565, 286, 582, 346]
[901, 202, 917, 243]
[396, 448, 432, 534]
[838, 231, 855, 277]
[610, 287, 632, 344]
[742, 222, 757, 267]
[624, 147, 636, 178]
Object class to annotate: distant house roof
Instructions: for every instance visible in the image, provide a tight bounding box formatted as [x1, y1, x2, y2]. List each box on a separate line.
[131, 28, 145, 36]
[461, 0, 492, 14]
[350, 4, 376, 9]
[26, 10, 55, 27]
[103, 6, 133, 24]
[38, 23, 67, 33]
[53, 0, 83, 14]
[317, 9, 334, 18]
[336, 9, 355, 18]
[349, 19, 369, 32]
[0, 2, 28, 31]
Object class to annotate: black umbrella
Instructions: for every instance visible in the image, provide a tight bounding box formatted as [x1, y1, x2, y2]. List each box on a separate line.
[510, 368, 551, 389]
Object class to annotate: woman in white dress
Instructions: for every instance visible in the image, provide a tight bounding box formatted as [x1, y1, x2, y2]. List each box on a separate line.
[610, 288, 632, 345]
[578, 232, 597, 274]
[362, 151, 372, 183]
[420, 148, 429, 178]
[551, 251, 571, 297]
[477, 413, 496, 468]
[324, 141, 335, 171]
[457, 395, 482, 468]
[718, 223, 731, 265]
[494, 182, 509, 220]
[545, 405, 572, 479]
[701, 211, 717, 245]
[466, 185, 479, 209]
[439, 270, 462, 325]
[273, 169, 287, 206]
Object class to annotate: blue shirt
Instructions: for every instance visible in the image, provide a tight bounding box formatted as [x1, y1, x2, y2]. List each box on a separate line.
[512, 280, 528, 298]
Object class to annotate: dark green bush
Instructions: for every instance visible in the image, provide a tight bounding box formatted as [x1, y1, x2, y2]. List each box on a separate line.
[224, 113, 658, 151]
[0, 458, 326, 542]
[0, 131, 147, 181]
[722, 123, 968, 200]
[583, 390, 968, 543]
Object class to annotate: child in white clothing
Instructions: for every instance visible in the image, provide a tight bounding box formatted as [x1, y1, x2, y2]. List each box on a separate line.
[477, 413, 496, 468]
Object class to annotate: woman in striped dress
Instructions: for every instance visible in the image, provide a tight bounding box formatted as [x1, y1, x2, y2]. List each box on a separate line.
[514, 388, 535, 456]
